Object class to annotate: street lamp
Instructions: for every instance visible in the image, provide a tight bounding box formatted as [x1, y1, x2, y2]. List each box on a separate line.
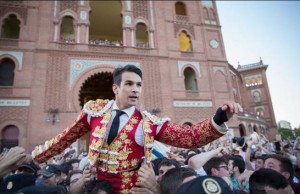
[46, 108, 60, 125]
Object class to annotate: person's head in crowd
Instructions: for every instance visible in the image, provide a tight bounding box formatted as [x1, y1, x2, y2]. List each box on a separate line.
[15, 185, 67, 194]
[41, 164, 63, 186]
[16, 161, 40, 177]
[255, 155, 267, 171]
[64, 149, 76, 162]
[175, 175, 234, 194]
[65, 170, 83, 191]
[294, 150, 300, 168]
[38, 161, 47, 173]
[185, 148, 201, 158]
[264, 154, 294, 181]
[253, 149, 262, 159]
[203, 156, 230, 178]
[157, 158, 181, 182]
[249, 168, 294, 194]
[60, 162, 71, 180]
[85, 180, 114, 194]
[151, 157, 165, 176]
[228, 155, 246, 178]
[160, 167, 197, 194]
[0, 173, 36, 194]
[67, 158, 80, 172]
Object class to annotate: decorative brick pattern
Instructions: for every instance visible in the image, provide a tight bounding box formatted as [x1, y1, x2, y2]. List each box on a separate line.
[141, 58, 162, 111]
[133, 0, 149, 20]
[0, 107, 28, 125]
[45, 55, 68, 112]
[174, 23, 195, 39]
[60, 0, 78, 13]
[174, 107, 213, 123]
[0, 6, 28, 24]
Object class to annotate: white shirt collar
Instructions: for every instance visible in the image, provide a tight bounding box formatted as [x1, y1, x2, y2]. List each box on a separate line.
[112, 102, 135, 117]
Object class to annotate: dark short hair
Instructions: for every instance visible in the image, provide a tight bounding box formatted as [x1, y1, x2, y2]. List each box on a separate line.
[65, 170, 83, 186]
[160, 167, 197, 194]
[249, 168, 289, 194]
[112, 65, 142, 86]
[85, 180, 114, 194]
[203, 157, 228, 175]
[229, 155, 246, 174]
[158, 158, 181, 171]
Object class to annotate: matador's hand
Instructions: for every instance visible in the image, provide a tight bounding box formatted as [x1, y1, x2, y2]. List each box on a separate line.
[214, 101, 243, 125]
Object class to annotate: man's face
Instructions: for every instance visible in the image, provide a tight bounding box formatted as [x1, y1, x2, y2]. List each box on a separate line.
[264, 158, 281, 173]
[213, 162, 230, 178]
[42, 175, 58, 186]
[255, 158, 264, 171]
[113, 72, 142, 110]
[71, 162, 79, 171]
[157, 165, 175, 182]
[69, 173, 82, 189]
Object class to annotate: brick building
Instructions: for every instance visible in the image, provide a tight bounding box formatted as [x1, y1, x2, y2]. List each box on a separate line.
[0, 1, 277, 152]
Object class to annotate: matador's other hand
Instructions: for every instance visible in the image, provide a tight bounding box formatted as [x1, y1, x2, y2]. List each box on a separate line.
[221, 101, 243, 120]
[213, 101, 243, 126]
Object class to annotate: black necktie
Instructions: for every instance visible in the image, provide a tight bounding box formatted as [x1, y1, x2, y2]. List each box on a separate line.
[107, 110, 125, 145]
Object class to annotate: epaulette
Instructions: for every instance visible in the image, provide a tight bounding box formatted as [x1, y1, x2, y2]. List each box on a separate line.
[83, 99, 114, 117]
[142, 111, 170, 125]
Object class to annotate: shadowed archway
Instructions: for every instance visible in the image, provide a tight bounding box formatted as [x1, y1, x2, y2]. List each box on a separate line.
[79, 72, 114, 108]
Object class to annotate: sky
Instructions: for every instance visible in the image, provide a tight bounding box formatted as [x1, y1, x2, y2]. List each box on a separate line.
[216, 1, 300, 129]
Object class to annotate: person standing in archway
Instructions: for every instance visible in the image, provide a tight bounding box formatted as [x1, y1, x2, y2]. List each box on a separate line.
[32, 64, 243, 194]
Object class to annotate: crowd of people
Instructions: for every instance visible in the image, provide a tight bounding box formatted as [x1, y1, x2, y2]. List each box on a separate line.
[1, 133, 300, 194]
[88, 39, 123, 47]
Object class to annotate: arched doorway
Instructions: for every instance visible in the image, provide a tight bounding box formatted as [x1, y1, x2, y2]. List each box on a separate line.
[78, 71, 114, 151]
[238, 124, 246, 137]
[1, 125, 19, 152]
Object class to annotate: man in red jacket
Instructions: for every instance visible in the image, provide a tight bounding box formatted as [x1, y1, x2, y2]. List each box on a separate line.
[32, 64, 242, 194]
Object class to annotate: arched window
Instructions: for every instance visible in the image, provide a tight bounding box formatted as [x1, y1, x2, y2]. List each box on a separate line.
[175, 2, 186, 16]
[203, 8, 209, 20]
[253, 91, 261, 103]
[179, 31, 192, 52]
[1, 125, 19, 151]
[0, 58, 16, 86]
[1, 14, 20, 39]
[135, 23, 148, 48]
[184, 67, 198, 91]
[209, 8, 215, 20]
[256, 108, 264, 116]
[60, 16, 75, 42]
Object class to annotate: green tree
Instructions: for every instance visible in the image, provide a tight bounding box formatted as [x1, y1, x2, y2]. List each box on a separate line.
[279, 128, 299, 140]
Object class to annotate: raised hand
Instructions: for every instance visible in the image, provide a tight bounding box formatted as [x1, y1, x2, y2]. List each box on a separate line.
[221, 101, 243, 120]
